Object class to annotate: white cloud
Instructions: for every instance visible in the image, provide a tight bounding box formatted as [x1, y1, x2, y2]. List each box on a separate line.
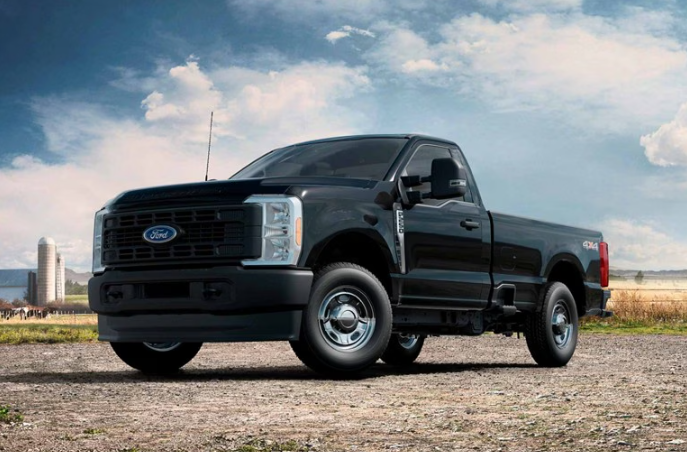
[325, 31, 350, 43]
[401, 59, 447, 73]
[599, 219, 687, 270]
[139, 61, 223, 144]
[640, 102, 687, 167]
[212, 62, 371, 144]
[365, 28, 438, 76]
[30, 99, 121, 157]
[0, 60, 371, 271]
[325, 25, 376, 44]
[141, 91, 185, 120]
[109, 66, 163, 93]
[614, 7, 678, 37]
[366, 11, 687, 130]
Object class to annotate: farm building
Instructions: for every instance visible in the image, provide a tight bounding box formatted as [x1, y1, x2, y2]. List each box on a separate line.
[0, 237, 70, 305]
[0, 269, 36, 302]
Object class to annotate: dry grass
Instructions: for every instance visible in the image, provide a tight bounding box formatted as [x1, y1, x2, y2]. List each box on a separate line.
[608, 289, 687, 323]
[582, 280, 687, 334]
[2, 314, 97, 325]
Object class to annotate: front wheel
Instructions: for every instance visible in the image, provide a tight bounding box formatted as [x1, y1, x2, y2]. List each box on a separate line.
[110, 342, 202, 374]
[290, 262, 392, 377]
[525, 282, 579, 367]
[381, 334, 425, 366]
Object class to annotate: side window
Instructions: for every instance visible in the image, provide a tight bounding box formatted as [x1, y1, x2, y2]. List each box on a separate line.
[404, 145, 451, 194]
[404, 145, 472, 204]
[449, 148, 475, 204]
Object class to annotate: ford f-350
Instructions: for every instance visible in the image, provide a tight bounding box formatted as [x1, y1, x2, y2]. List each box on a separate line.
[89, 135, 611, 376]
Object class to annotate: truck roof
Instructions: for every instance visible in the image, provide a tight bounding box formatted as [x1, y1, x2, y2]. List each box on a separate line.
[290, 134, 458, 147]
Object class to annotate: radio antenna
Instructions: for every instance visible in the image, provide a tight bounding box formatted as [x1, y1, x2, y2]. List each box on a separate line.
[204, 111, 214, 181]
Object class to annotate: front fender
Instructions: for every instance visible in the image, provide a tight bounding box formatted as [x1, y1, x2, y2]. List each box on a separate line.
[299, 199, 397, 272]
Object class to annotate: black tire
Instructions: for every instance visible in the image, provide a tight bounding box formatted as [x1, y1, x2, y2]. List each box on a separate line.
[525, 282, 579, 367]
[289, 262, 392, 377]
[110, 342, 202, 374]
[381, 334, 425, 366]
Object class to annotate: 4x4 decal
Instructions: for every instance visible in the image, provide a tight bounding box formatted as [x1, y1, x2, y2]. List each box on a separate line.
[583, 241, 599, 251]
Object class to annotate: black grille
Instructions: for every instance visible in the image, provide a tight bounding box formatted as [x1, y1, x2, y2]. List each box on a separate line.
[102, 205, 262, 265]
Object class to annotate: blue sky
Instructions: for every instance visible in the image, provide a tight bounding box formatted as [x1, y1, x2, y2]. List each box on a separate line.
[2, 0, 687, 271]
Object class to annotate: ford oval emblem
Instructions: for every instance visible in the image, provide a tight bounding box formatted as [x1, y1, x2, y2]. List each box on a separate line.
[142, 225, 178, 244]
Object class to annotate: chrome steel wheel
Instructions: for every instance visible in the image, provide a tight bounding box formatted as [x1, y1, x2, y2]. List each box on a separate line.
[291, 263, 393, 376]
[143, 342, 181, 352]
[397, 334, 420, 350]
[526, 282, 578, 367]
[318, 288, 376, 352]
[551, 300, 572, 348]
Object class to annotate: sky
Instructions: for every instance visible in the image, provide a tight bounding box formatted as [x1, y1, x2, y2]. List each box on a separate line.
[2, 0, 687, 271]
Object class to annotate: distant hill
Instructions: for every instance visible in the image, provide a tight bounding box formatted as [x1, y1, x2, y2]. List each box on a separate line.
[65, 268, 92, 285]
[610, 268, 687, 279]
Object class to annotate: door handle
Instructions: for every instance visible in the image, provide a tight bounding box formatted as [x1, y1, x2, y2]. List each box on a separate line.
[460, 219, 480, 230]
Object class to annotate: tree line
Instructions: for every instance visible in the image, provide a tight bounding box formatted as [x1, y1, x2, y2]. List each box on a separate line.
[65, 279, 88, 295]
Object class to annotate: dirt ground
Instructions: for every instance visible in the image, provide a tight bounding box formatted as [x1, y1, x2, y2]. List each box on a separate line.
[0, 334, 685, 452]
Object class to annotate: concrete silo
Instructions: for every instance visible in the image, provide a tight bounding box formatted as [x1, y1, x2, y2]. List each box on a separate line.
[37, 237, 56, 306]
[55, 253, 65, 302]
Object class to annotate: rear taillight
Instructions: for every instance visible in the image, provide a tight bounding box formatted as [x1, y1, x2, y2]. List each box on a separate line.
[600, 241, 609, 287]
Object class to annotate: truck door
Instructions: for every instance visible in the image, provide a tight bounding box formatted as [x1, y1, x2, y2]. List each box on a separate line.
[395, 143, 492, 310]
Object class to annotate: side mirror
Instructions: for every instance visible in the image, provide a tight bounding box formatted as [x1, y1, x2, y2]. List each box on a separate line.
[430, 158, 467, 199]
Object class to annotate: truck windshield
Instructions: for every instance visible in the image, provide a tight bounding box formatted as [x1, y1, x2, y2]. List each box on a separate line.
[231, 137, 407, 181]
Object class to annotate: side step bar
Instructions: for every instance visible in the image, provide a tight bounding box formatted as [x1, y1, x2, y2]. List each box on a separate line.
[490, 284, 517, 316]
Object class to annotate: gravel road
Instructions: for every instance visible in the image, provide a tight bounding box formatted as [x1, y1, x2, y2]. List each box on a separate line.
[0, 334, 685, 452]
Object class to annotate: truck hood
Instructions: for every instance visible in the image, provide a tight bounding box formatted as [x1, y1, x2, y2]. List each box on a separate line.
[109, 177, 378, 210]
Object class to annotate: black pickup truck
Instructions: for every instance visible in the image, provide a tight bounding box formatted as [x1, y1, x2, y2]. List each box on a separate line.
[89, 134, 611, 376]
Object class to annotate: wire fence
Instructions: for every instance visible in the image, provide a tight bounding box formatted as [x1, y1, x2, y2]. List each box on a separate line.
[608, 289, 687, 322]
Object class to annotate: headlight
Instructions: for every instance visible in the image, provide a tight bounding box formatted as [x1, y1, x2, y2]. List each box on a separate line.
[92, 206, 110, 273]
[242, 195, 303, 266]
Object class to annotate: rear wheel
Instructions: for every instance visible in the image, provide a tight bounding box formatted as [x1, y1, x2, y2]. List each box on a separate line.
[110, 342, 202, 374]
[525, 282, 579, 367]
[290, 262, 392, 377]
[381, 333, 425, 366]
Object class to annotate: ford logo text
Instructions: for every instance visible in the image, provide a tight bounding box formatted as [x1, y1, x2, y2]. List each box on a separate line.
[142, 225, 178, 244]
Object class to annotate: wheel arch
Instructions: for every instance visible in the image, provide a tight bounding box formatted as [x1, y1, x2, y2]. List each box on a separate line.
[305, 230, 396, 297]
[544, 254, 586, 316]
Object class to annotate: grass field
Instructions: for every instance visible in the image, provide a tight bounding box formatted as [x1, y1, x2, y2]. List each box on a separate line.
[0, 323, 97, 345]
[580, 319, 687, 335]
[580, 278, 687, 334]
[64, 294, 89, 304]
[0, 314, 98, 344]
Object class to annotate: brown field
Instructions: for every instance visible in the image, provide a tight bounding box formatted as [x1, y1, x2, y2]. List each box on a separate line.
[1, 336, 686, 452]
[608, 279, 687, 323]
[0, 283, 686, 450]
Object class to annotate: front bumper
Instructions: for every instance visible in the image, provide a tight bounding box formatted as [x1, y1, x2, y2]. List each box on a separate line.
[88, 266, 313, 342]
[97, 311, 304, 343]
